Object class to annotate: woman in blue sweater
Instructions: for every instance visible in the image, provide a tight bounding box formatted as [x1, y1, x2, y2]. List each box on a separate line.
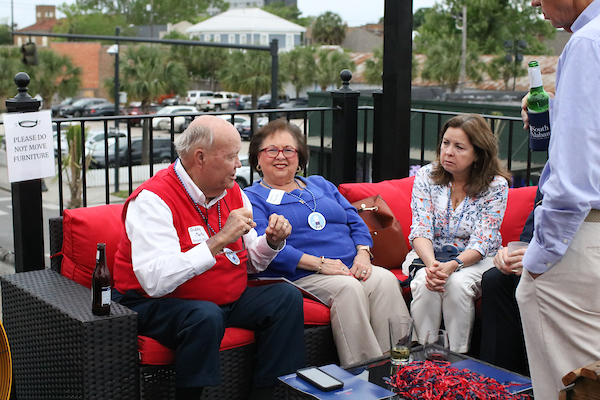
[244, 118, 409, 366]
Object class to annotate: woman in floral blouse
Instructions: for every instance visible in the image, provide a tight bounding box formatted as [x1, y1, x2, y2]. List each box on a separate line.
[401, 114, 512, 353]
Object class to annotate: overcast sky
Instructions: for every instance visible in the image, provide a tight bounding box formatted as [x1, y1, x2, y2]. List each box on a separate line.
[2, 0, 439, 31]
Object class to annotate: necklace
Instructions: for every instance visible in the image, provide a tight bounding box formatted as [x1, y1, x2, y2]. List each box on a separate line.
[173, 161, 242, 265]
[445, 185, 469, 246]
[262, 178, 327, 231]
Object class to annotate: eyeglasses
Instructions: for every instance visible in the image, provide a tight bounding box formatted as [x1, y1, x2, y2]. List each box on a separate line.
[259, 147, 298, 159]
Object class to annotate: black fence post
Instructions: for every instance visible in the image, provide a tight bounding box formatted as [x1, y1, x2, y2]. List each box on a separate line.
[269, 38, 279, 120]
[5, 72, 45, 272]
[331, 69, 360, 186]
[372, 90, 384, 182]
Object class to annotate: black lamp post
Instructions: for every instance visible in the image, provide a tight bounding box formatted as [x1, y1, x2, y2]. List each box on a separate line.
[107, 27, 121, 192]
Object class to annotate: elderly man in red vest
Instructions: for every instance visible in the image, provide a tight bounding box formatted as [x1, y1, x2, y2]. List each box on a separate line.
[112, 115, 305, 400]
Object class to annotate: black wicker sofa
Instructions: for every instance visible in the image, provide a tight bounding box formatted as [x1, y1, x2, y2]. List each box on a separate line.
[0, 203, 338, 400]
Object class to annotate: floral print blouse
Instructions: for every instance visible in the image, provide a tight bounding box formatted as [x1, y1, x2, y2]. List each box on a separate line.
[408, 163, 509, 257]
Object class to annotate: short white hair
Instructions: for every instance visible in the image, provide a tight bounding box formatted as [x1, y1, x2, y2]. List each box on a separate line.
[174, 120, 215, 161]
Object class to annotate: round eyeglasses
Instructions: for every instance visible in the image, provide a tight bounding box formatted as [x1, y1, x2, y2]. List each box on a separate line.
[259, 147, 298, 159]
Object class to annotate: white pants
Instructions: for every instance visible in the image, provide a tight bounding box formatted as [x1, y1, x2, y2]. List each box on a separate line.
[403, 250, 494, 353]
[516, 220, 600, 400]
[295, 266, 409, 366]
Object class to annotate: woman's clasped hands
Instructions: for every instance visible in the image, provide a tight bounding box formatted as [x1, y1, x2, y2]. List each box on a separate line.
[424, 260, 457, 292]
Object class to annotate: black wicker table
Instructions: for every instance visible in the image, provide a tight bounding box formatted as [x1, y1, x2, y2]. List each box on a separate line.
[1, 269, 138, 400]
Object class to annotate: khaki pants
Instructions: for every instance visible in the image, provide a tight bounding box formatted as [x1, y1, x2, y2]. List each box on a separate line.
[516, 220, 600, 400]
[295, 266, 409, 366]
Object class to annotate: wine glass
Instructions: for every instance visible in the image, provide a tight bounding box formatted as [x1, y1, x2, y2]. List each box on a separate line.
[424, 329, 450, 361]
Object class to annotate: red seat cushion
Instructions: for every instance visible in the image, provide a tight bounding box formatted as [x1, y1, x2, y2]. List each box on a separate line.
[60, 204, 124, 288]
[138, 327, 256, 365]
[303, 298, 330, 325]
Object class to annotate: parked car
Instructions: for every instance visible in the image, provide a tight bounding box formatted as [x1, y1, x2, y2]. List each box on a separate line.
[229, 94, 252, 110]
[85, 128, 127, 151]
[238, 117, 268, 141]
[277, 97, 309, 119]
[89, 137, 174, 169]
[60, 97, 108, 118]
[82, 102, 118, 117]
[52, 121, 78, 158]
[152, 105, 197, 132]
[203, 91, 239, 112]
[235, 155, 261, 189]
[51, 97, 79, 117]
[219, 114, 250, 131]
[185, 90, 214, 108]
[122, 104, 161, 126]
[257, 94, 290, 109]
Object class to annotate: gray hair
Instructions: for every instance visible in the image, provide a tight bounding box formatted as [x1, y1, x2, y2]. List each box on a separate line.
[174, 120, 215, 161]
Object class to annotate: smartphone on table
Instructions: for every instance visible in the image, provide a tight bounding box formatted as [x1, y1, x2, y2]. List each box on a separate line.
[296, 367, 344, 391]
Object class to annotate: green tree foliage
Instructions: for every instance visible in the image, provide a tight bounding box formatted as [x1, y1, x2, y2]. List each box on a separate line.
[63, 124, 91, 209]
[0, 24, 12, 45]
[416, 0, 555, 56]
[59, 0, 226, 27]
[415, 0, 555, 90]
[119, 45, 188, 163]
[315, 47, 353, 91]
[0, 47, 22, 101]
[54, 5, 135, 39]
[312, 12, 347, 45]
[218, 50, 281, 110]
[262, 2, 301, 22]
[164, 31, 228, 90]
[280, 46, 317, 97]
[23, 49, 82, 109]
[421, 35, 483, 92]
[363, 46, 383, 85]
[487, 54, 528, 91]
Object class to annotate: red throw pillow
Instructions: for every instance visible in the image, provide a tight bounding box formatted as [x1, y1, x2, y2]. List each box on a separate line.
[60, 204, 124, 288]
[500, 186, 538, 246]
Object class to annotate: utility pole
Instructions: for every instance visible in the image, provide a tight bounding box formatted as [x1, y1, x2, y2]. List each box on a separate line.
[456, 5, 467, 93]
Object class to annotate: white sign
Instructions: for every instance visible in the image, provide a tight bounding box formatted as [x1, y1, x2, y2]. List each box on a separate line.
[3, 110, 56, 183]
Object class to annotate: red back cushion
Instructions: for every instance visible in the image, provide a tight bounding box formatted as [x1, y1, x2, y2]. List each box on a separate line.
[339, 177, 538, 250]
[338, 177, 415, 249]
[60, 204, 124, 288]
[500, 185, 537, 246]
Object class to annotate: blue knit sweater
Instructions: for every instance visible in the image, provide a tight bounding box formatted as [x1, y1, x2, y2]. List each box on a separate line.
[244, 175, 373, 281]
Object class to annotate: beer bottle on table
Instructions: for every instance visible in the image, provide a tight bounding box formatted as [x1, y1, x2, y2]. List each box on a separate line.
[92, 243, 111, 316]
[527, 61, 551, 151]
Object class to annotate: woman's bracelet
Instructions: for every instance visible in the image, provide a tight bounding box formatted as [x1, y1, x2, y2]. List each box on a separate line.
[316, 256, 324, 273]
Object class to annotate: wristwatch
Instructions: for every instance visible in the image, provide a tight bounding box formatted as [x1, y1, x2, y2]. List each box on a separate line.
[454, 258, 465, 271]
[357, 245, 374, 260]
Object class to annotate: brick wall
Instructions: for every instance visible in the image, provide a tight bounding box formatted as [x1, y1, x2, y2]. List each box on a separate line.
[50, 42, 101, 98]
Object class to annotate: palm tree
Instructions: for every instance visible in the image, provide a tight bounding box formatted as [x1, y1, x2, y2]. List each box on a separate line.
[315, 48, 353, 92]
[312, 11, 347, 45]
[421, 36, 482, 93]
[280, 46, 317, 98]
[0, 47, 22, 101]
[218, 50, 280, 110]
[119, 45, 188, 164]
[23, 49, 82, 109]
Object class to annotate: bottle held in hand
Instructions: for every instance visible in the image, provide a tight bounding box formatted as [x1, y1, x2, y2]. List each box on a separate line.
[527, 61, 551, 151]
[92, 243, 111, 316]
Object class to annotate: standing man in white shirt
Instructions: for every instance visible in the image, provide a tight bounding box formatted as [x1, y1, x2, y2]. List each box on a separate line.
[112, 115, 305, 400]
[517, 0, 600, 398]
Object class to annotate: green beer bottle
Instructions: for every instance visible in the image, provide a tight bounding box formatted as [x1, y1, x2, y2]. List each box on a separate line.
[527, 61, 551, 151]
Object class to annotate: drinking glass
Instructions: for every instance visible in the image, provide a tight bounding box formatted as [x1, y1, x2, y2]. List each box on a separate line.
[424, 329, 450, 361]
[389, 316, 414, 369]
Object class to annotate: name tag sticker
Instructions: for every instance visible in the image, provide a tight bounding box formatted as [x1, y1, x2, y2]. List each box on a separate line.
[266, 189, 285, 205]
[188, 226, 209, 244]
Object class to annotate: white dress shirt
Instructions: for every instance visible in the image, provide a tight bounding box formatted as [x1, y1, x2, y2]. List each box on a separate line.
[125, 159, 283, 297]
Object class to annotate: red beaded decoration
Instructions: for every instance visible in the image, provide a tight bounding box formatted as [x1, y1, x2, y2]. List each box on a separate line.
[389, 360, 530, 400]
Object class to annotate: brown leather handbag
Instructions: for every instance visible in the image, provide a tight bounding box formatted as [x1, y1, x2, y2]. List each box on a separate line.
[352, 195, 409, 269]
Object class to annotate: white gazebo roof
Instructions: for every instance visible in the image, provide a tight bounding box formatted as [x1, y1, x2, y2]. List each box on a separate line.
[186, 8, 306, 35]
